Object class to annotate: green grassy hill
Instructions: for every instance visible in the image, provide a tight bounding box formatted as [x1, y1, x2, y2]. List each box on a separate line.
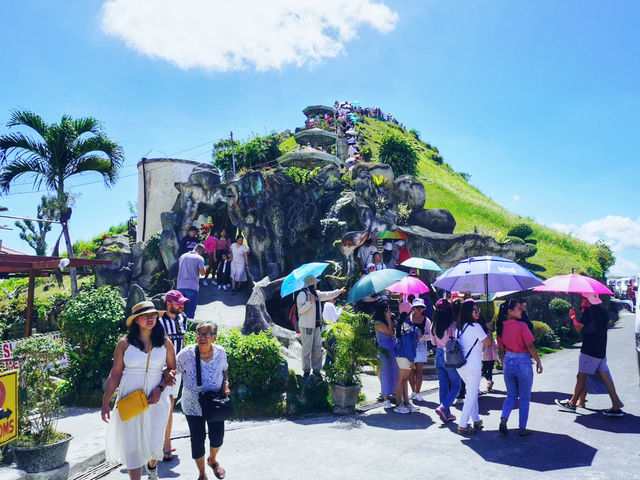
[354, 116, 601, 279]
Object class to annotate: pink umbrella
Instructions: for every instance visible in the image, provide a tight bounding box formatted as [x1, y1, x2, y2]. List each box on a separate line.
[533, 274, 613, 295]
[386, 275, 430, 296]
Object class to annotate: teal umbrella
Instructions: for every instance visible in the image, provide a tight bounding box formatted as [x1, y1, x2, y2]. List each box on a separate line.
[347, 269, 408, 304]
[400, 257, 441, 272]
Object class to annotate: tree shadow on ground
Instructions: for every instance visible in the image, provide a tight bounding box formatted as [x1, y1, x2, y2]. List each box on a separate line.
[462, 430, 597, 471]
[522, 261, 546, 273]
[575, 411, 640, 434]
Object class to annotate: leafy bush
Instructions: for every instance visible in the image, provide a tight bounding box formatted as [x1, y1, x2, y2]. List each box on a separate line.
[531, 321, 559, 347]
[555, 325, 582, 346]
[360, 145, 373, 162]
[507, 223, 534, 240]
[282, 166, 321, 184]
[60, 286, 125, 401]
[502, 236, 525, 245]
[212, 133, 282, 172]
[285, 370, 331, 415]
[217, 329, 287, 402]
[396, 203, 411, 225]
[325, 309, 377, 386]
[526, 244, 538, 258]
[13, 335, 67, 446]
[378, 132, 418, 177]
[549, 298, 571, 318]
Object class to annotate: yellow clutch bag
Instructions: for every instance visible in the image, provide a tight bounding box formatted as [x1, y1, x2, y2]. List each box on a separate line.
[117, 346, 152, 422]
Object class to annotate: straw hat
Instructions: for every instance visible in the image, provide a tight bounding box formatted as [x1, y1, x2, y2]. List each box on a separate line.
[126, 301, 164, 327]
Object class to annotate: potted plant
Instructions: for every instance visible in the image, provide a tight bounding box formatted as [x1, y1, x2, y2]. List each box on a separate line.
[325, 309, 377, 415]
[10, 335, 73, 474]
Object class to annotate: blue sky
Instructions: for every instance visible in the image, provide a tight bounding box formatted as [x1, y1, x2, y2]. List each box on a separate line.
[0, 0, 638, 275]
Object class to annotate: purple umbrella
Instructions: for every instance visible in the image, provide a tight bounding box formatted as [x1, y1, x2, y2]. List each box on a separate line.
[433, 256, 543, 295]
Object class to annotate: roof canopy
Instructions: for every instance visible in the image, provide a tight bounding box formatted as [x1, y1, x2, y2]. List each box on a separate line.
[294, 128, 337, 147]
[277, 148, 342, 169]
[303, 105, 335, 117]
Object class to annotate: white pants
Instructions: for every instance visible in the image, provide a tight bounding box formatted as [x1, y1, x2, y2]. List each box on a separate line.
[457, 365, 482, 427]
[301, 327, 323, 373]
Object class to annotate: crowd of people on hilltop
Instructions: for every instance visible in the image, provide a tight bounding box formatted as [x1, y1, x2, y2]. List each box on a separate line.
[334, 101, 404, 128]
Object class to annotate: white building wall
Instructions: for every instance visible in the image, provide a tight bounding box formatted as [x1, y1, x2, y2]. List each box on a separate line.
[136, 158, 199, 242]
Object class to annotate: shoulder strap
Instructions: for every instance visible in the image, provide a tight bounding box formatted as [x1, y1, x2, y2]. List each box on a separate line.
[457, 323, 470, 339]
[144, 346, 153, 373]
[195, 346, 202, 388]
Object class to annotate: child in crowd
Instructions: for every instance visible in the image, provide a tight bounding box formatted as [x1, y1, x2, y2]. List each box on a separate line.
[216, 252, 231, 290]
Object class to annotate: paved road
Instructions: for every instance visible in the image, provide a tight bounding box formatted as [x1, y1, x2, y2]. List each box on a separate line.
[100, 312, 640, 480]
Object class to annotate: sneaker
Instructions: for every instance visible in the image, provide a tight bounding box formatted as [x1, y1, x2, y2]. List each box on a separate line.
[555, 399, 577, 412]
[218, 285, 222, 290]
[414, 392, 424, 402]
[409, 392, 417, 400]
[603, 408, 625, 417]
[211, 280, 217, 285]
[435, 405, 448, 423]
[382, 400, 392, 409]
[226, 284, 231, 289]
[446, 412, 457, 422]
[202, 280, 208, 286]
[406, 403, 420, 413]
[146, 464, 158, 480]
[394, 405, 410, 414]
[223, 285, 228, 290]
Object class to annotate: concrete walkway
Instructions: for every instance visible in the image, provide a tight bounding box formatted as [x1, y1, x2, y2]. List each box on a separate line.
[94, 312, 640, 480]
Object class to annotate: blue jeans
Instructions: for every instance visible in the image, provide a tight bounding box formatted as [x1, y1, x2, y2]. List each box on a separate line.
[501, 352, 534, 429]
[435, 348, 461, 412]
[179, 288, 198, 319]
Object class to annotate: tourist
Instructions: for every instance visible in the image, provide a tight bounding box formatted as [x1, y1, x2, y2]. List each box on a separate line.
[372, 251, 386, 270]
[396, 240, 411, 265]
[456, 299, 492, 434]
[520, 300, 535, 333]
[496, 299, 543, 436]
[398, 294, 414, 315]
[229, 236, 250, 293]
[215, 229, 231, 258]
[159, 290, 190, 461]
[102, 301, 176, 480]
[481, 312, 498, 392]
[297, 275, 345, 377]
[373, 299, 398, 409]
[179, 226, 200, 256]
[216, 252, 231, 290]
[431, 299, 461, 422]
[357, 238, 377, 269]
[176, 321, 230, 480]
[409, 298, 431, 402]
[555, 294, 624, 416]
[322, 296, 343, 325]
[202, 230, 218, 286]
[382, 241, 397, 269]
[177, 244, 206, 320]
[451, 297, 466, 401]
[365, 262, 376, 275]
[394, 309, 420, 413]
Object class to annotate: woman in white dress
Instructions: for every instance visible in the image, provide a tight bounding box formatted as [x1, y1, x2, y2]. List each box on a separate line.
[102, 301, 177, 480]
[229, 236, 250, 292]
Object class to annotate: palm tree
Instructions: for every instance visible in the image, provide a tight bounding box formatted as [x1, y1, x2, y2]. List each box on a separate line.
[0, 110, 124, 296]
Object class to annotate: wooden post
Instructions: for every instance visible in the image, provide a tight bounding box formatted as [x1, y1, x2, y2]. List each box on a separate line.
[25, 269, 35, 337]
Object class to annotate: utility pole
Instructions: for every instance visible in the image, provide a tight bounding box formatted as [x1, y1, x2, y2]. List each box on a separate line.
[231, 131, 236, 177]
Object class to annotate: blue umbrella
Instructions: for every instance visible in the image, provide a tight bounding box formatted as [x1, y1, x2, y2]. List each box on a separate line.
[347, 269, 408, 304]
[280, 262, 330, 297]
[433, 256, 542, 295]
[400, 257, 441, 272]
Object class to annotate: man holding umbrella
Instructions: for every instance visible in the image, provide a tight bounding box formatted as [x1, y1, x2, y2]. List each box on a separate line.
[297, 275, 345, 378]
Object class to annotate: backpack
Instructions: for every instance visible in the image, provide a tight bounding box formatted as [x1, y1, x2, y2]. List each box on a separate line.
[289, 290, 310, 334]
[444, 323, 478, 368]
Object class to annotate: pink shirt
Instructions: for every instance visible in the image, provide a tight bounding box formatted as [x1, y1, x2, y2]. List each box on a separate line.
[203, 236, 217, 254]
[497, 320, 535, 353]
[431, 323, 457, 349]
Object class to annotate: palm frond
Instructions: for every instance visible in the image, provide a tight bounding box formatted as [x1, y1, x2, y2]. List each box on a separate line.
[71, 117, 102, 137]
[0, 132, 50, 164]
[66, 155, 119, 186]
[0, 157, 54, 193]
[72, 135, 124, 168]
[7, 110, 48, 139]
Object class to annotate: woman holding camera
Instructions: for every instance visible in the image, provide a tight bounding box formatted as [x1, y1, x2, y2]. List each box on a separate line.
[176, 321, 230, 480]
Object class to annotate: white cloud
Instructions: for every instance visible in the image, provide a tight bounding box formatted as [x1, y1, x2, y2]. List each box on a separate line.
[550, 216, 640, 251]
[101, 0, 398, 72]
[608, 257, 639, 277]
[512, 195, 520, 201]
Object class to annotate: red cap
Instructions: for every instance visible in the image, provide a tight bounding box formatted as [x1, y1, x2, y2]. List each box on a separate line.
[165, 290, 189, 304]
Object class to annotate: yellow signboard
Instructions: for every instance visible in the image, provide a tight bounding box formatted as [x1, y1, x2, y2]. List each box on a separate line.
[0, 370, 18, 447]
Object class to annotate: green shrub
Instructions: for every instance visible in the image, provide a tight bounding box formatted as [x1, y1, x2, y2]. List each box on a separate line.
[526, 244, 538, 258]
[285, 370, 331, 415]
[549, 298, 571, 318]
[325, 308, 377, 386]
[396, 203, 411, 225]
[507, 223, 534, 240]
[360, 145, 373, 162]
[282, 166, 321, 184]
[13, 335, 67, 446]
[217, 329, 287, 402]
[60, 286, 125, 401]
[531, 320, 558, 347]
[502, 236, 525, 245]
[378, 132, 418, 177]
[556, 325, 582, 346]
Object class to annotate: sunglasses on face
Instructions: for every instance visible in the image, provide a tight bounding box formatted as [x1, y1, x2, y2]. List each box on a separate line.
[472, 307, 481, 313]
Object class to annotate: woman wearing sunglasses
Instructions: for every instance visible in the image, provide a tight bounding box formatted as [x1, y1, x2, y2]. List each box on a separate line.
[455, 299, 492, 434]
[496, 299, 543, 436]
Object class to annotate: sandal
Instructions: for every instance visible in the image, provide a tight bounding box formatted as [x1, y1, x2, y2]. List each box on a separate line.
[603, 408, 624, 417]
[163, 450, 175, 461]
[457, 426, 472, 435]
[198, 476, 208, 480]
[208, 460, 226, 479]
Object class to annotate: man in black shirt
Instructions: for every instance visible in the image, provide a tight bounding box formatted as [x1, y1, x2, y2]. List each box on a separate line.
[178, 226, 200, 256]
[555, 294, 624, 416]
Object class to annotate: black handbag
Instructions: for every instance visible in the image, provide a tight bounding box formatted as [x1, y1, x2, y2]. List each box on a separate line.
[195, 346, 234, 422]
